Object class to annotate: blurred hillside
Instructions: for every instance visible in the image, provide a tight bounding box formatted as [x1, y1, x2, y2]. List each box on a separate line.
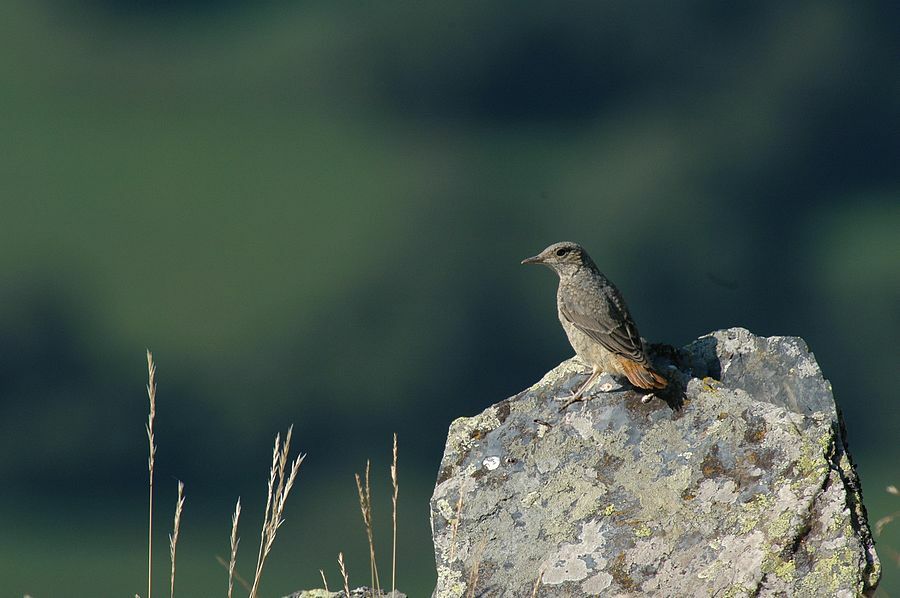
[1, 1, 898, 595]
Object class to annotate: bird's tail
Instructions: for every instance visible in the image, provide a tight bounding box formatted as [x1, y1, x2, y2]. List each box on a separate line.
[619, 357, 668, 390]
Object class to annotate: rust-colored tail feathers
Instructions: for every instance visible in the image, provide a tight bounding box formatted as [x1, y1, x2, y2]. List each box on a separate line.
[618, 356, 667, 390]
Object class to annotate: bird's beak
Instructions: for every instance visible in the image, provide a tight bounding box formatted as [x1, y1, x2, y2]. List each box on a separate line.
[521, 254, 543, 265]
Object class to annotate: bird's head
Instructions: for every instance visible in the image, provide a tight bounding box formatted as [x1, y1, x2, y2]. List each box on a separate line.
[521, 241, 594, 275]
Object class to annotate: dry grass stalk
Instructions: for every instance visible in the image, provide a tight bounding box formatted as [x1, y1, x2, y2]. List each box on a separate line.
[390, 433, 399, 597]
[355, 460, 381, 593]
[249, 427, 306, 598]
[338, 552, 351, 598]
[465, 538, 487, 598]
[318, 569, 329, 592]
[145, 350, 158, 598]
[227, 498, 242, 598]
[252, 435, 279, 591]
[531, 568, 544, 598]
[876, 512, 900, 537]
[875, 483, 900, 537]
[169, 480, 185, 598]
[215, 555, 251, 593]
[448, 483, 466, 563]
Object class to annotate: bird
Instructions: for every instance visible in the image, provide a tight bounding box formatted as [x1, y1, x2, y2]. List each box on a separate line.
[522, 241, 667, 410]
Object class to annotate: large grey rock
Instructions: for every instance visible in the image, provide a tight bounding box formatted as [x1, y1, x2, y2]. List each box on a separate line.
[430, 328, 880, 597]
[284, 589, 405, 598]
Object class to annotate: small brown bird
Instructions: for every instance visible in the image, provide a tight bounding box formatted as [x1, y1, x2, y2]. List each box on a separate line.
[522, 241, 666, 408]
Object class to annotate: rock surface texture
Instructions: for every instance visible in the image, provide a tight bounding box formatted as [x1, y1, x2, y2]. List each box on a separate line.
[284, 589, 405, 598]
[430, 328, 880, 597]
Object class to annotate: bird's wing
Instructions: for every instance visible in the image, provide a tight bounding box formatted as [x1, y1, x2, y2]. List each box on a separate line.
[559, 291, 647, 363]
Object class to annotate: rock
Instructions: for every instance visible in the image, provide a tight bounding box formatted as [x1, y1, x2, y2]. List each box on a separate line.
[283, 589, 405, 598]
[430, 328, 880, 597]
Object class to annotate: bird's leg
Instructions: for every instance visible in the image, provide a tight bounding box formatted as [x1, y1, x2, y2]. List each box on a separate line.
[559, 366, 602, 412]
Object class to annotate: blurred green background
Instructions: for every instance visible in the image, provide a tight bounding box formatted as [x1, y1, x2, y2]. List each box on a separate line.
[2, 0, 898, 595]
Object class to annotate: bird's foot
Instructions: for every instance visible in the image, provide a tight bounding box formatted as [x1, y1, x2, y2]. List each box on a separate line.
[558, 393, 585, 412]
[556, 386, 582, 402]
[557, 373, 620, 412]
[557, 368, 605, 412]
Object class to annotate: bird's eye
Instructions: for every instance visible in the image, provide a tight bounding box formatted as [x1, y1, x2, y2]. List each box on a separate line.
[556, 248, 569, 257]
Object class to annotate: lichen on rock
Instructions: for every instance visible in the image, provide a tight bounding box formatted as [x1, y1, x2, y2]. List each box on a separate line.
[430, 328, 880, 597]
[283, 589, 406, 598]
